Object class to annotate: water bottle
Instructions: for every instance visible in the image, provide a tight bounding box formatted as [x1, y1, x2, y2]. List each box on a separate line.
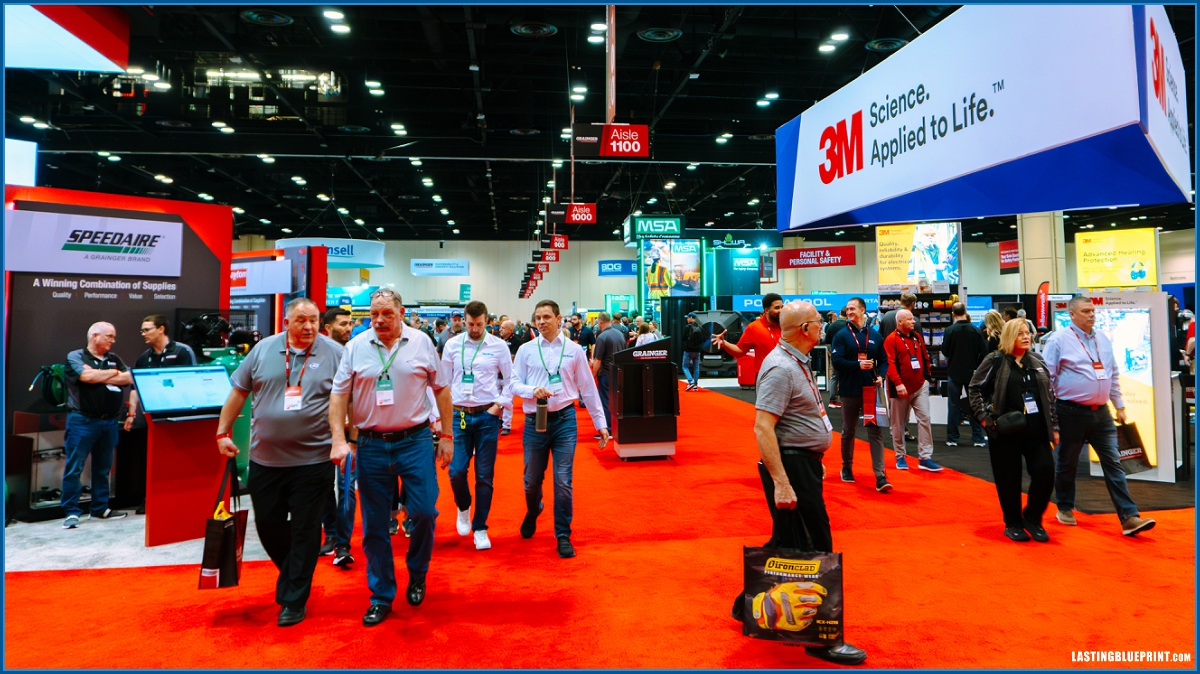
[535, 398, 548, 432]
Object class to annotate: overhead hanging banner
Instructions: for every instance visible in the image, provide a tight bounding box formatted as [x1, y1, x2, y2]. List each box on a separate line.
[410, 259, 470, 276]
[998, 239, 1020, 275]
[776, 5, 1191, 232]
[230, 259, 292, 296]
[686, 229, 783, 250]
[623, 215, 683, 245]
[277, 237, 385, 268]
[1075, 228, 1158, 288]
[4, 209, 182, 277]
[572, 123, 650, 158]
[776, 245, 857, 269]
[875, 222, 961, 290]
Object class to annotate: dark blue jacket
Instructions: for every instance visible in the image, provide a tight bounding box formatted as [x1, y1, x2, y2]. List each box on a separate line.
[830, 321, 888, 397]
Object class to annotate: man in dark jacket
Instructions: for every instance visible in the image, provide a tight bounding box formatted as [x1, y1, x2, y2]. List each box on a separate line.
[681, 312, 705, 391]
[830, 298, 890, 489]
[877, 292, 922, 341]
[942, 302, 988, 447]
[823, 308, 849, 407]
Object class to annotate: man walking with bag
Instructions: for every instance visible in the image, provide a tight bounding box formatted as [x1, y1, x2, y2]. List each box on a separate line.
[216, 298, 345, 627]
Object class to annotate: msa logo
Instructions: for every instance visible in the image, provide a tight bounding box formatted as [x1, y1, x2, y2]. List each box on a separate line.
[733, 257, 759, 270]
[64, 229, 163, 255]
[817, 110, 864, 185]
[634, 218, 681, 236]
[1151, 18, 1167, 115]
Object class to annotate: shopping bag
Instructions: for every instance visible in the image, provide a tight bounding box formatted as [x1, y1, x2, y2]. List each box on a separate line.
[199, 457, 248, 589]
[861, 386, 877, 426]
[1115, 421, 1154, 475]
[875, 385, 890, 428]
[742, 547, 845, 647]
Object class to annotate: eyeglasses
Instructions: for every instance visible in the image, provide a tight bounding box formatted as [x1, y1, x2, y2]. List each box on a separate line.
[139, 327, 157, 333]
[370, 288, 400, 299]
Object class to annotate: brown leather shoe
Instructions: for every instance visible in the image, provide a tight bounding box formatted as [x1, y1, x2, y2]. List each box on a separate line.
[1056, 509, 1077, 526]
[1121, 516, 1156, 536]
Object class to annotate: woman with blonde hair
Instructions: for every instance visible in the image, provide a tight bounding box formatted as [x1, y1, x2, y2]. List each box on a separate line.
[634, 322, 656, 346]
[983, 310, 1005, 353]
[968, 319, 1058, 543]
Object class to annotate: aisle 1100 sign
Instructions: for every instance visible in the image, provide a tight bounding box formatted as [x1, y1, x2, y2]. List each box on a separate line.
[572, 124, 651, 158]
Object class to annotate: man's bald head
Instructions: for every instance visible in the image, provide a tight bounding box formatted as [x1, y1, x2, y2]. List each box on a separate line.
[87, 321, 117, 355]
[499, 319, 515, 339]
[896, 309, 916, 334]
[780, 301, 821, 352]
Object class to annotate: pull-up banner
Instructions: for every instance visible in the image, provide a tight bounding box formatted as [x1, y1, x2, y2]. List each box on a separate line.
[776, 5, 1191, 232]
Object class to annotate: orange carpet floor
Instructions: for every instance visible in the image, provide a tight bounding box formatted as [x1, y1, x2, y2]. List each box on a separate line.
[5, 384, 1195, 669]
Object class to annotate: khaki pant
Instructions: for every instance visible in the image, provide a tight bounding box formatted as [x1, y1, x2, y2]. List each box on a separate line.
[888, 382, 933, 459]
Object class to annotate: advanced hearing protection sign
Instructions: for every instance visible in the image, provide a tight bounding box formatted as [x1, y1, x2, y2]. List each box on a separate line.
[4, 209, 182, 276]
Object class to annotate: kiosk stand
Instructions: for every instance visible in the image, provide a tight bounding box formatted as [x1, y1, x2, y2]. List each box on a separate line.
[608, 338, 680, 459]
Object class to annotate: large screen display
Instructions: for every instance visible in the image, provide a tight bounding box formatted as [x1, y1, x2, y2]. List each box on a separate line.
[1074, 228, 1158, 288]
[132, 366, 233, 415]
[639, 239, 700, 321]
[876, 221, 960, 289]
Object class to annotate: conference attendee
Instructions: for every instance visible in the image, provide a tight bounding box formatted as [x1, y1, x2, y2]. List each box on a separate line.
[323, 307, 354, 346]
[823, 307, 850, 407]
[497, 319, 519, 434]
[591, 312, 626, 433]
[877, 292, 919, 340]
[1042, 297, 1155, 537]
[740, 300, 868, 665]
[1002, 306, 1019, 323]
[649, 321, 662, 339]
[329, 287, 453, 626]
[712, 293, 784, 375]
[942, 302, 988, 448]
[351, 318, 367, 338]
[216, 298, 344, 627]
[436, 310, 464, 355]
[567, 313, 596, 358]
[629, 315, 646, 345]
[1016, 308, 1036, 336]
[61, 322, 133, 529]
[883, 310, 940, 473]
[634, 323, 656, 346]
[830, 297, 891, 490]
[983, 310, 1004, 353]
[510, 300, 609, 559]
[441, 301, 513, 551]
[967, 319, 1057, 543]
[681, 312, 705, 392]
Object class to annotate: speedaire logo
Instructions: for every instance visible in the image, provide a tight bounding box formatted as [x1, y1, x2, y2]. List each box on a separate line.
[765, 558, 820, 574]
[64, 229, 163, 255]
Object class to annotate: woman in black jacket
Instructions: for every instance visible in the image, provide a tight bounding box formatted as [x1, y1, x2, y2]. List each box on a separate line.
[968, 319, 1059, 543]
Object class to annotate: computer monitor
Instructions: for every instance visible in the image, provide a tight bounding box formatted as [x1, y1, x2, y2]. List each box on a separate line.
[132, 366, 233, 419]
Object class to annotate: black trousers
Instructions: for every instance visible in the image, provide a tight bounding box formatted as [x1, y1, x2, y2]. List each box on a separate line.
[756, 454, 833, 553]
[248, 460, 332, 609]
[987, 431, 1054, 527]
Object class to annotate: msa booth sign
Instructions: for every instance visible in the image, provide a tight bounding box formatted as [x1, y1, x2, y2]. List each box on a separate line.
[623, 215, 683, 245]
[776, 5, 1191, 232]
[4, 209, 182, 276]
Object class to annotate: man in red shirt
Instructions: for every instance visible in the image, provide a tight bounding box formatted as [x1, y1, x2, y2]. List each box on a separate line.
[883, 310, 940, 472]
[713, 293, 783, 374]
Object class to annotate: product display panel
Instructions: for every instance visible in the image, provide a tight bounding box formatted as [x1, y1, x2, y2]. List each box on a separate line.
[132, 366, 233, 416]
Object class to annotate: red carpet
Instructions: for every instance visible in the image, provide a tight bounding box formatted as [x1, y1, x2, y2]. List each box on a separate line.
[5, 385, 1194, 668]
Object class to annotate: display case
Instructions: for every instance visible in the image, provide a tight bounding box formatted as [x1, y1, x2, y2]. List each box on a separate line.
[877, 288, 960, 382]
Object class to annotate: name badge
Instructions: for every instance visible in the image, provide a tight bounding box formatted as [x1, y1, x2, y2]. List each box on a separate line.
[106, 384, 122, 392]
[819, 404, 833, 431]
[461, 372, 475, 396]
[858, 353, 869, 361]
[910, 355, 921, 370]
[1092, 361, 1108, 379]
[1023, 393, 1039, 414]
[284, 385, 302, 411]
[376, 378, 395, 406]
[548, 372, 564, 395]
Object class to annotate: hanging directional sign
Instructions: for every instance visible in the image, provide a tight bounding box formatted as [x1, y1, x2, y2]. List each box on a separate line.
[536, 263, 550, 273]
[572, 124, 651, 158]
[549, 203, 598, 225]
[531, 272, 543, 281]
[542, 250, 560, 262]
[550, 234, 569, 250]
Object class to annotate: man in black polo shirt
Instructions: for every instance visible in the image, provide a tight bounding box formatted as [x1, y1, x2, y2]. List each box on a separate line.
[62, 321, 133, 529]
[591, 312, 627, 434]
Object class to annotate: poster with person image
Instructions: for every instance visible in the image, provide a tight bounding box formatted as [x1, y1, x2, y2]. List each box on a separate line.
[641, 239, 701, 300]
[876, 222, 961, 292]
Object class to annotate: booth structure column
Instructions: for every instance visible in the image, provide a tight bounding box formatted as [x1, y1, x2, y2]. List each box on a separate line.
[1016, 211, 1068, 293]
[780, 235, 805, 294]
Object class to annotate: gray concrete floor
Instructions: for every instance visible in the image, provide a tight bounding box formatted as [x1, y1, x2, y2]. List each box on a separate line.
[4, 508, 269, 572]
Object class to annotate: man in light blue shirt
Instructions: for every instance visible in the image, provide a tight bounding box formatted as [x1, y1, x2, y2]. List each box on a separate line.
[1042, 297, 1154, 537]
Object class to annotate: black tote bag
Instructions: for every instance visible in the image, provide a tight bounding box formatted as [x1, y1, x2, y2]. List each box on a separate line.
[198, 458, 249, 590]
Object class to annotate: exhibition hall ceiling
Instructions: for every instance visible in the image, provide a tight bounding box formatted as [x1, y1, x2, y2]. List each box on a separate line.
[6, 4, 1195, 243]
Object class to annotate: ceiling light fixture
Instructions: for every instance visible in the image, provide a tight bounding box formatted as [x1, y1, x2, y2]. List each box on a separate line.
[447, 220, 456, 225]
[440, 208, 449, 215]
[295, 179, 307, 185]
[570, 93, 585, 101]
[153, 82, 171, 90]
[572, 85, 588, 94]
[831, 32, 849, 41]
[394, 128, 407, 135]
[452, 228, 460, 234]
[337, 207, 349, 214]
[411, 159, 423, 166]
[686, 164, 697, 170]
[376, 227, 384, 232]
[33, 122, 50, 129]
[422, 178, 434, 186]
[19, 116, 36, 124]
[125, 67, 144, 75]
[587, 35, 605, 44]
[107, 155, 121, 162]
[664, 182, 677, 190]
[354, 218, 365, 225]
[96, 151, 111, 156]
[221, 127, 236, 134]
[368, 88, 384, 96]
[716, 137, 728, 144]
[331, 24, 350, 34]
[468, 63, 480, 72]
[211, 121, 227, 128]
[688, 72, 700, 80]
[232, 207, 245, 214]
[647, 198, 658, 204]
[819, 44, 836, 53]
[721, 133, 733, 138]
[764, 92, 779, 99]
[756, 100, 770, 107]
[317, 193, 330, 201]
[142, 73, 160, 81]
[260, 218, 272, 224]
[612, 229, 620, 235]
[432, 194, 442, 202]
[591, 22, 608, 31]
[281, 227, 292, 233]
[261, 156, 275, 163]
[323, 10, 344, 20]
[365, 80, 381, 88]
[291, 176, 304, 182]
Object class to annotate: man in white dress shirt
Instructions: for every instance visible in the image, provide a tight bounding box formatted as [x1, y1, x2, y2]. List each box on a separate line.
[510, 299, 609, 558]
[441, 300, 513, 551]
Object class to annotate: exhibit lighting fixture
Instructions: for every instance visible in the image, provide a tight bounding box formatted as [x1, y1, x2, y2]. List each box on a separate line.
[831, 32, 849, 41]
[1109, 206, 1117, 209]
[764, 92, 779, 99]
[107, 156, 121, 162]
[612, 229, 620, 235]
[220, 127, 235, 133]
[1010, 224, 1017, 229]
[232, 207, 245, 214]
[587, 35, 605, 44]
[125, 67, 145, 74]
[324, 10, 344, 20]
[634, 210, 642, 216]
[819, 44, 836, 53]
[591, 22, 608, 31]
[331, 24, 350, 34]
[153, 82, 171, 90]
[142, 73, 160, 81]
[759, 244, 767, 250]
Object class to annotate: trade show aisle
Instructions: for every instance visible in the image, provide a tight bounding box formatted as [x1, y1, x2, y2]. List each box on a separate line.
[5, 385, 1193, 668]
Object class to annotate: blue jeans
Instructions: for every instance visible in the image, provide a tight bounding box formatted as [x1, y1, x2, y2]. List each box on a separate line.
[597, 372, 613, 431]
[682, 351, 701, 386]
[1053, 402, 1140, 521]
[522, 406, 578, 539]
[62, 412, 118, 517]
[321, 460, 357, 547]
[449, 408, 501, 531]
[945, 378, 985, 444]
[356, 432, 439, 607]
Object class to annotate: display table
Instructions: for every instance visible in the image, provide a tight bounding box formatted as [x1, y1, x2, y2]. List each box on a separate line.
[144, 415, 227, 546]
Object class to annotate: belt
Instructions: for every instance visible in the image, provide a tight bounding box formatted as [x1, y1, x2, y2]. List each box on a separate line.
[779, 447, 825, 460]
[526, 404, 574, 421]
[454, 404, 492, 415]
[71, 410, 120, 421]
[1057, 399, 1105, 412]
[358, 421, 431, 442]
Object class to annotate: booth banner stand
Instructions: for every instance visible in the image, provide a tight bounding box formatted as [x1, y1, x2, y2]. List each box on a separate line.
[609, 338, 680, 459]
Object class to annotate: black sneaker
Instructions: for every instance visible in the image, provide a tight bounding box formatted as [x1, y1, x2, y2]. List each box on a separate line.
[520, 502, 544, 539]
[875, 477, 893, 493]
[1003, 525, 1032, 542]
[840, 468, 854, 483]
[904, 432, 917, 442]
[92, 508, 127, 520]
[319, 536, 337, 556]
[1022, 519, 1050, 543]
[556, 536, 576, 558]
[333, 545, 355, 566]
[501, 428, 511, 436]
[388, 518, 399, 536]
[402, 518, 414, 538]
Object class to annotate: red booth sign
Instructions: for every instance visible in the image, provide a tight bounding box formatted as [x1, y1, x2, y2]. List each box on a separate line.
[565, 203, 597, 224]
[776, 245, 857, 269]
[550, 234, 569, 250]
[999, 239, 1020, 274]
[531, 272, 542, 281]
[542, 250, 560, 262]
[536, 263, 549, 273]
[573, 124, 651, 158]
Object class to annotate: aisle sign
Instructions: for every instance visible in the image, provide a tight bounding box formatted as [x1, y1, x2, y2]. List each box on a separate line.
[776, 245, 857, 269]
[1075, 227, 1158, 287]
[572, 123, 650, 158]
[548, 234, 569, 250]
[542, 250, 560, 262]
[549, 203, 598, 225]
[536, 263, 549, 273]
[999, 239, 1020, 274]
[531, 272, 542, 281]
[458, 284, 471, 302]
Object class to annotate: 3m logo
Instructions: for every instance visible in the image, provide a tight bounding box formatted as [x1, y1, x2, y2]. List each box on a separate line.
[63, 229, 162, 255]
[1151, 18, 1167, 115]
[765, 558, 820, 574]
[818, 111, 864, 185]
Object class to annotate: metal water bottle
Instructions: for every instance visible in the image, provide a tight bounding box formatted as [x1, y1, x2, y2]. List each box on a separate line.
[535, 398, 548, 432]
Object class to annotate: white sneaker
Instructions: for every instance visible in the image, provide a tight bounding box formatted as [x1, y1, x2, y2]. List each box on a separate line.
[456, 508, 471, 536]
[474, 529, 491, 550]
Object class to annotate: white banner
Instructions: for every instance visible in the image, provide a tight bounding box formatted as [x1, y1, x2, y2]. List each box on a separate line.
[790, 5, 1143, 228]
[230, 259, 292, 296]
[276, 237, 385, 268]
[1142, 6, 1191, 198]
[410, 259, 470, 276]
[4, 209, 182, 276]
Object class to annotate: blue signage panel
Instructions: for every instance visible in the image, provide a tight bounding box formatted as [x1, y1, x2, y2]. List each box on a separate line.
[733, 294, 879, 313]
[598, 259, 637, 276]
[966, 295, 993, 317]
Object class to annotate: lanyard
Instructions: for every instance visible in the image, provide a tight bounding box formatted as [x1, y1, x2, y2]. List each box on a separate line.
[284, 343, 312, 388]
[375, 340, 402, 380]
[461, 335, 485, 375]
[781, 347, 822, 404]
[1072, 329, 1100, 364]
[537, 337, 567, 378]
[850, 323, 867, 353]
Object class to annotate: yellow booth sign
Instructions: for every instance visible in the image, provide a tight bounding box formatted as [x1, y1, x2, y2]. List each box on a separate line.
[1075, 228, 1158, 288]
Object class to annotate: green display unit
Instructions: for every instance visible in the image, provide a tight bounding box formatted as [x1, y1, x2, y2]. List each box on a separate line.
[203, 347, 251, 483]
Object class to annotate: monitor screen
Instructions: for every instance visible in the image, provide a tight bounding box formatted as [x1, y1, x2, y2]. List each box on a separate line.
[132, 366, 233, 415]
